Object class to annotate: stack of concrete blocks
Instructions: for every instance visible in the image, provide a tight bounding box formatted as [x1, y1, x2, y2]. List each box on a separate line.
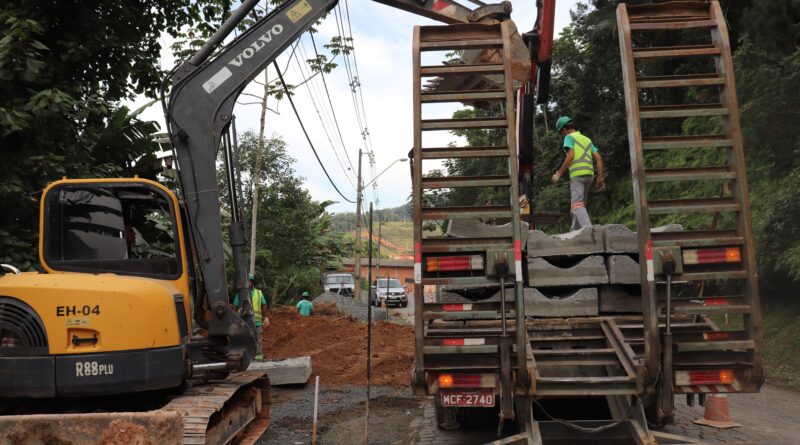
[526, 227, 606, 317]
[598, 225, 643, 314]
[437, 221, 680, 317]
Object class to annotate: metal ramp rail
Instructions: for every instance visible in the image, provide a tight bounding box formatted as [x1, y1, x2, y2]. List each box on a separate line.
[617, 0, 764, 423]
[410, 21, 529, 424]
[527, 318, 642, 397]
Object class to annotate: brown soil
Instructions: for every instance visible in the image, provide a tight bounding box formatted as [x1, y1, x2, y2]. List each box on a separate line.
[101, 420, 152, 445]
[264, 307, 414, 388]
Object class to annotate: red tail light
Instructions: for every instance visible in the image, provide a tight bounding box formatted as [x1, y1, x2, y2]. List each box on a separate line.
[675, 369, 735, 386]
[442, 304, 472, 312]
[426, 255, 484, 272]
[704, 297, 728, 306]
[683, 247, 741, 265]
[452, 374, 482, 387]
[438, 374, 454, 388]
[438, 373, 482, 388]
[443, 338, 486, 346]
[703, 331, 730, 341]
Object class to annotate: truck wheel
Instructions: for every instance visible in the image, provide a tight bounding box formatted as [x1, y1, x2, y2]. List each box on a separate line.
[644, 397, 669, 429]
[434, 396, 460, 430]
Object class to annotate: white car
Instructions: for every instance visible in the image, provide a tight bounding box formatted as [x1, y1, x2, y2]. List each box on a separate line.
[324, 273, 355, 296]
[371, 278, 408, 308]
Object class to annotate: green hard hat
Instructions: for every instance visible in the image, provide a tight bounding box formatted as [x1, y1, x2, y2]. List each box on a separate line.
[248, 273, 255, 281]
[555, 116, 572, 133]
[302, 291, 310, 297]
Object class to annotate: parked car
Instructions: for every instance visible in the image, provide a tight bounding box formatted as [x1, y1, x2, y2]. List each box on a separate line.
[324, 273, 355, 296]
[371, 278, 408, 307]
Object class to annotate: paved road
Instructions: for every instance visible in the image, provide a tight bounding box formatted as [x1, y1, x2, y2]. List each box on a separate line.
[386, 291, 423, 324]
[259, 383, 800, 444]
[304, 298, 800, 443]
[661, 384, 800, 444]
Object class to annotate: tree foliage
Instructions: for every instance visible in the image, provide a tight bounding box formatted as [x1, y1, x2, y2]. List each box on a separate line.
[429, 0, 800, 295]
[0, 0, 223, 269]
[543, 0, 800, 295]
[219, 131, 348, 305]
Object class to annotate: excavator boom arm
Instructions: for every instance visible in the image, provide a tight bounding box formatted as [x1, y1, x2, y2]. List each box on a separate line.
[166, 0, 338, 366]
[165, 0, 520, 369]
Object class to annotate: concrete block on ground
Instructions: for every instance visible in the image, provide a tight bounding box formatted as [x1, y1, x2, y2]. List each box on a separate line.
[446, 219, 529, 245]
[528, 255, 608, 287]
[601, 224, 638, 254]
[523, 287, 599, 317]
[599, 285, 642, 313]
[249, 356, 312, 385]
[527, 226, 604, 257]
[606, 255, 640, 284]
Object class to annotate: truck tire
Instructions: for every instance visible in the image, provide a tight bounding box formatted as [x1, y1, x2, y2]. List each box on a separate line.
[644, 396, 669, 429]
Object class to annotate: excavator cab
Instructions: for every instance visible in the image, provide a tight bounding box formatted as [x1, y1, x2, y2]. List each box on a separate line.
[42, 179, 186, 282]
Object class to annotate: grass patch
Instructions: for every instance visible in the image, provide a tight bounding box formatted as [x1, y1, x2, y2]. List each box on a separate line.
[761, 299, 800, 390]
[706, 300, 800, 390]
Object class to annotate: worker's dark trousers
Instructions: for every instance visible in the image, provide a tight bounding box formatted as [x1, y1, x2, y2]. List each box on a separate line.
[570, 176, 594, 231]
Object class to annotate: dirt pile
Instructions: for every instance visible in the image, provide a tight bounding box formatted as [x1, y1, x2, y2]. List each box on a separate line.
[264, 307, 414, 388]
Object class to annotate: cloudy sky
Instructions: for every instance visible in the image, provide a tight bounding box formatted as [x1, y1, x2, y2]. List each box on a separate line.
[133, 0, 581, 214]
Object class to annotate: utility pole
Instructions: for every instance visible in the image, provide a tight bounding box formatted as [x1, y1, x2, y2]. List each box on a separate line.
[376, 214, 382, 281]
[354, 149, 363, 303]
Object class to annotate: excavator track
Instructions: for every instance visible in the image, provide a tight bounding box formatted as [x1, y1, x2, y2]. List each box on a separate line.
[164, 371, 271, 445]
[0, 371, 271, 445]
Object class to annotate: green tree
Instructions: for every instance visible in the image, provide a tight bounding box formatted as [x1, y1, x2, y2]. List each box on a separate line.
[219, 131, 348, 305]
[0, 0, 224, 270]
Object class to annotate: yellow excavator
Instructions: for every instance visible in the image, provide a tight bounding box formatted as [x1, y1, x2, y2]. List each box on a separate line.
[0, 0, 534, 443]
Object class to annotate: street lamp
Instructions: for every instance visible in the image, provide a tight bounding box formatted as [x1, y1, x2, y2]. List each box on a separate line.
[354, 155, 408, 304]
[361, 157, 408, 190]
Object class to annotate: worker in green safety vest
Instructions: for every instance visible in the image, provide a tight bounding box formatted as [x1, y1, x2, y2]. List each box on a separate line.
[551, 116, 605, 231]
[234, 273, 268, 360]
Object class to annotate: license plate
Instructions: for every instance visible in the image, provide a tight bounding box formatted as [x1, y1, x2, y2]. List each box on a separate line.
[440, 390, 495, 407]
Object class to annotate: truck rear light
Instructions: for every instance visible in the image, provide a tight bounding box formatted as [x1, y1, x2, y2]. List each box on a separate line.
[452, 374, 482, 388]
[443, 338, 486, 346]
[438, 374, 454, 388]
[438, 373, 484, 388]
[675, 369, 735, 386]
[442, 304, 472, 312]
[426, 255, 483, 272]
[703, 331, 730, 341]
[683, 247, 741, 265]
[703, 297, 728, 306]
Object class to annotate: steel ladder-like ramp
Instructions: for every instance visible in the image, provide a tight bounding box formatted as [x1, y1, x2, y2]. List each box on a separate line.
[617, 0, 764, 420]
[410, 21, 529, 421]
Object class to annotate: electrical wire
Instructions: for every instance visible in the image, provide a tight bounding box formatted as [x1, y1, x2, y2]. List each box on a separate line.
[273, 61, 356, 204]
[335, 3, 380, 205]
[293, 40, 358, 188]
[310, 31, 357, 174]
[292, 44, 356, 188]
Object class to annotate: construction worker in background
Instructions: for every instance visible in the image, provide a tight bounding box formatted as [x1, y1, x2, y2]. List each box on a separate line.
[297, 291, 313, 317]
[234, 273, 268, 360]
[551, 116, 605, 230]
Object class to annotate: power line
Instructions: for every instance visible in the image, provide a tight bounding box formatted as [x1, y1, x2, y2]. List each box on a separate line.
[273, 61, 356, 204]
[297, 41, 358, 188]
[310, 31, 357, 174]
[334, 4, 380, 205]
[292, 42, 357, 188]
[341, 1, 379, 209]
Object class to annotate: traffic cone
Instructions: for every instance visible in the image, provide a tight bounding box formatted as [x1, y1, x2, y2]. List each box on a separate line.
[693, 394, 741, 429]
